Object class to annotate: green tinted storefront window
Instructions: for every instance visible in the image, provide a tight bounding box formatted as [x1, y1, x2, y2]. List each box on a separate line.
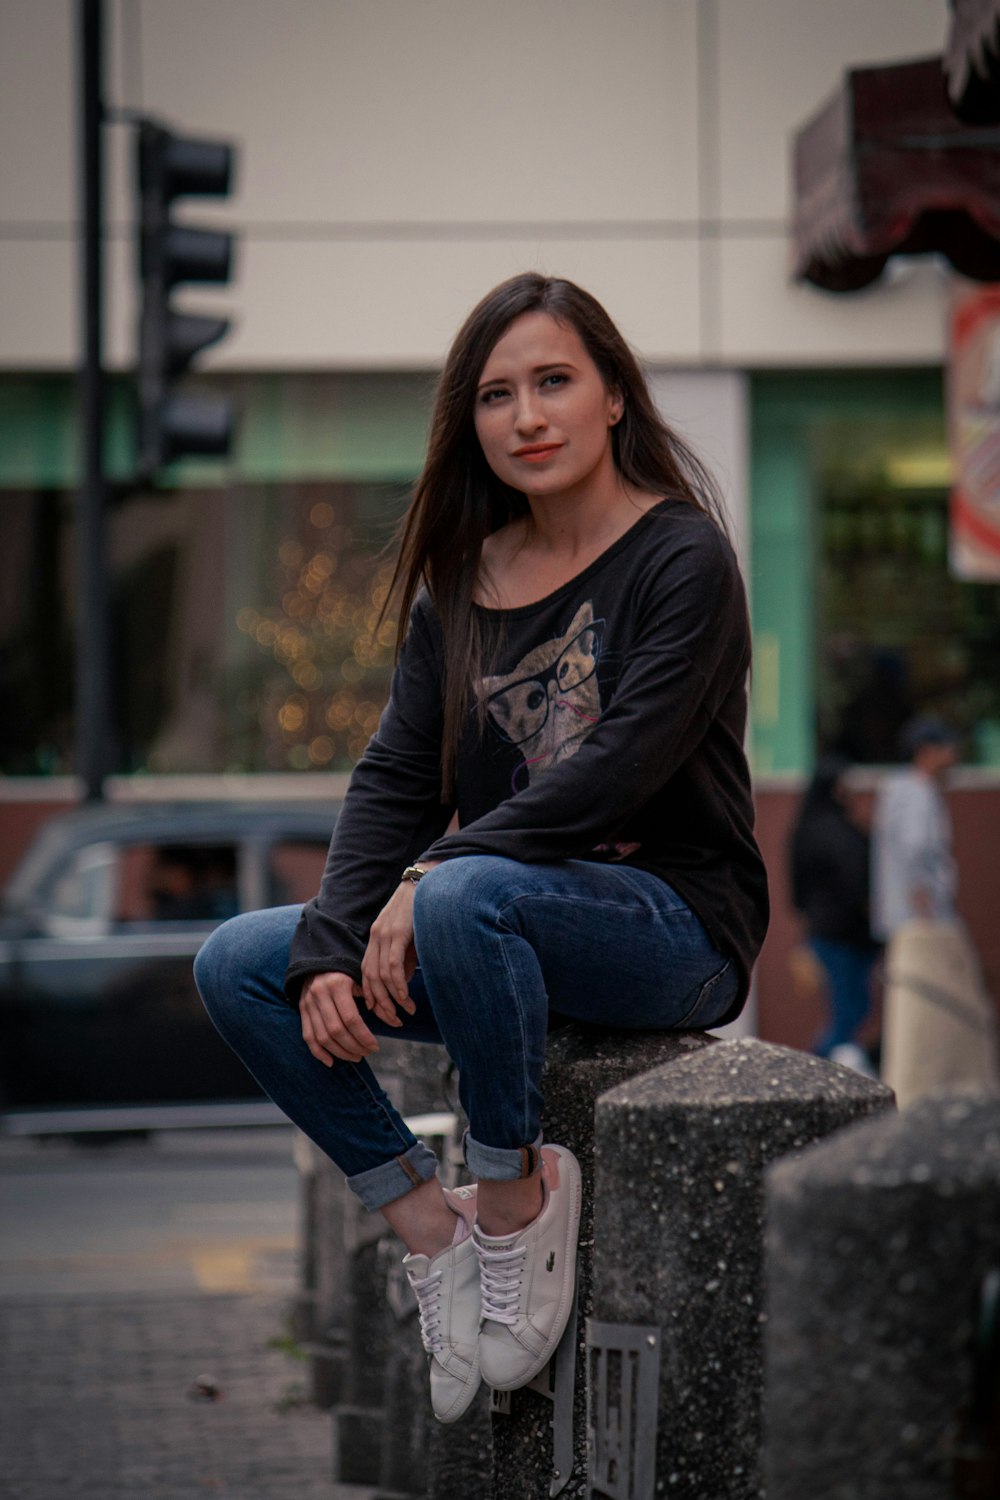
[751, 371, 1000, 773]
[0, 373, 431, 775]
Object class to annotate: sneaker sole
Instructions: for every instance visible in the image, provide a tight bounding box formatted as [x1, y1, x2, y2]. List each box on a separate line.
[433, 1349, 482, 1424]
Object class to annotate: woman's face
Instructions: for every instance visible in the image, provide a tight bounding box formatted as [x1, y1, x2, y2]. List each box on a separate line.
[473, 311, 622, 500]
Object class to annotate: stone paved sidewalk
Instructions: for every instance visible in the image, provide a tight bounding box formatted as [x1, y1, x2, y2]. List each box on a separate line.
[1, 1290, 351, 1500]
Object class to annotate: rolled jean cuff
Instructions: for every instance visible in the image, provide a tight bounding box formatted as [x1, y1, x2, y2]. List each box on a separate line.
[346, 1139, 439, 1212]
[464, 1130, 544, 1181]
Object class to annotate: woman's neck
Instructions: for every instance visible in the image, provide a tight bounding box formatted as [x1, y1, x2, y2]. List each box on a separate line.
[519, 478, 660, 560]
[477, 479, 663, 610]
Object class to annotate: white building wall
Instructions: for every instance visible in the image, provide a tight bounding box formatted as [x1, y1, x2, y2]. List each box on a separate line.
[650, 370, 748, 559]
[0, 0, 952, 371]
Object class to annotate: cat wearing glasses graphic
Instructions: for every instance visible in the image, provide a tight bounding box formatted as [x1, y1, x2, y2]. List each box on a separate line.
[478, 602, 605, 785]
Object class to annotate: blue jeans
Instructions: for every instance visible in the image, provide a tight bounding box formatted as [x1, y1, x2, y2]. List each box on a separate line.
[809, 937, 876, 1056]
[194, 856, 738, 1211]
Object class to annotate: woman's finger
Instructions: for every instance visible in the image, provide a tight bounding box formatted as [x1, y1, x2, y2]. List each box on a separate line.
[300, 1000, 334, 1066]
[304, 974, 379, 1059]
[369, 909, 416, 1007]
[362, 944, 404, 1026]
[361, 880, 422, 1023]
[382, 933, 416, 1015]
[301, 994, 360, 1063]
[316, 986, 379, 1058]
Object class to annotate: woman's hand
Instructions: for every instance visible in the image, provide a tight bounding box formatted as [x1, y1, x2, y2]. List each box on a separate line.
[362, 870, 437, 1025]
[300, 971, 379, 1066]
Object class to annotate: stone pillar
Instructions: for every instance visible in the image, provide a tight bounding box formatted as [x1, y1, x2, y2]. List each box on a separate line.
[298, 1038, 454, 1492]
[590, 1039, 894, 1500]
[426, 1390, 493, 1500]
[489, 1023, 718, 1500]
[376, 1225, 493, 1500]
[290, 1128, 322, 1347]
[765, 1089, 1000, 1500]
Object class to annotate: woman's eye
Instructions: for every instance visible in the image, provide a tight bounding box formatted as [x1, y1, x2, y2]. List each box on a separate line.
[542, 373, 568, 389]
[479, 388, 507, 405]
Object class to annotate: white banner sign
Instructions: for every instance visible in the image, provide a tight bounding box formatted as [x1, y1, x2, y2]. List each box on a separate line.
[948, 284, 1000, 580]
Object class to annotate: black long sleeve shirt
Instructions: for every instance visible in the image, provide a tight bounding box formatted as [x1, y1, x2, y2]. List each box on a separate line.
[286, 499, 769, 1025]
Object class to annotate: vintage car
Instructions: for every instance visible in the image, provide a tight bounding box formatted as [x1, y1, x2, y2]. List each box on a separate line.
[0, 800, 338, 1132]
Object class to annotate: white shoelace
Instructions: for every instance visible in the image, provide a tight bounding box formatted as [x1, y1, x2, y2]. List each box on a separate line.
[477, 1239, 527, 1326]
[408, 1267, 445, 1354]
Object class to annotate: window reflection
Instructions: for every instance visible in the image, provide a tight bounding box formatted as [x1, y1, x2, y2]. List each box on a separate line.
[0, 478, 409, 776]
[817, 483, 1000, 764]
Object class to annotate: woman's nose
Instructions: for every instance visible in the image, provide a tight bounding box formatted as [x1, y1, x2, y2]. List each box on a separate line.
[514, 395, 546, 434]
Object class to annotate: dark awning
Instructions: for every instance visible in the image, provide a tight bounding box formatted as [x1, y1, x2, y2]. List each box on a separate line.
[792, 54, 1000, 292]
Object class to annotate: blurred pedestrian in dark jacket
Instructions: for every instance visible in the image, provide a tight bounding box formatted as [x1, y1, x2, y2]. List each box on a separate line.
[789, 755, 879, 1072]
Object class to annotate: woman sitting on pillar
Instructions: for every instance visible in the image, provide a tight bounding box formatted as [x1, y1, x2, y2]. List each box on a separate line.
[194, 272, 770, 1423]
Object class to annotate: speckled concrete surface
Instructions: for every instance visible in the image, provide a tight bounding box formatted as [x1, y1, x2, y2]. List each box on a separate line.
[490, 1024, 717, 1500]
[766, 1088, 1000, 1500]
[591, 1039, 894, 1500]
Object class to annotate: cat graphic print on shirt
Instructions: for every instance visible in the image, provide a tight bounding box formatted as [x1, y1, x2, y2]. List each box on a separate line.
[477, 600, 641, 861]
[477, 601, 604, 784]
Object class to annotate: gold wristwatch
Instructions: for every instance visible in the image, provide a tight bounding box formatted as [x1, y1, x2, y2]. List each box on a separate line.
[400, 863, 431, 885]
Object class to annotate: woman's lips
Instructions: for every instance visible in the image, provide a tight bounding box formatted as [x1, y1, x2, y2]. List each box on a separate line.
[513, 444, 562, 462]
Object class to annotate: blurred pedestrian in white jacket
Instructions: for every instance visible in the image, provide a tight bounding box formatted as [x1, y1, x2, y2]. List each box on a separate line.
[872, 715, 998, 1106]
[872, 715, 960, 942]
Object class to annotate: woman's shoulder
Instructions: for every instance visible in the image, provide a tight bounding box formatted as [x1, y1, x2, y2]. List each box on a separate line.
[648, 497, 734, 550]
[403, 587, 445, 650]
[639, 500, 741, 586]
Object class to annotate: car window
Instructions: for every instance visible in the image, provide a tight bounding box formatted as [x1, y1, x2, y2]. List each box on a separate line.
[118, 842, 241, 924]
[45, 841, 117, 936]
[266, 840, 327, 906]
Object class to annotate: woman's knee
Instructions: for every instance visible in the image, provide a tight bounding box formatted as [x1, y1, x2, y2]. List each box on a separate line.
[193, 915, 247, 1015]
[413, 855, 517, 939]
[193, 905, 298, 1022]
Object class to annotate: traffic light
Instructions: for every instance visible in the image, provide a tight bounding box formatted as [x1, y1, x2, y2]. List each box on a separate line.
[136, 118, 238, 478]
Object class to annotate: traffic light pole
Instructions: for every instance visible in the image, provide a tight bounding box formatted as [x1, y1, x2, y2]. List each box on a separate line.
[74, 3, 237, 798]
[77, 0, 112, 800]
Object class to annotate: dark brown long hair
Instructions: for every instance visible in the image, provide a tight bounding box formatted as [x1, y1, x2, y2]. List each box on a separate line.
[385, 272, 727, 798]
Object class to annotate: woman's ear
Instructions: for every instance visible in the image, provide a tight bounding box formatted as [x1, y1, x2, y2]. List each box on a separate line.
[608, 392, 624, 426]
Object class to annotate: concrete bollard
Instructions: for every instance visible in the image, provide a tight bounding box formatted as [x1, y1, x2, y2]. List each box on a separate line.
[765, 1088, 1000, 1500]
[425, 1389, 493, 1500]
[298, 1038, 454, 1492]
[375, 1217, 493, 1500]
[590, 1039, 894, 1500]
[489, 1023, 718, 1500]
[291, 1128, 322, 1348]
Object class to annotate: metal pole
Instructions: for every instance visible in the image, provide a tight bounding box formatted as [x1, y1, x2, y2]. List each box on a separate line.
[76, 0, 111, 800]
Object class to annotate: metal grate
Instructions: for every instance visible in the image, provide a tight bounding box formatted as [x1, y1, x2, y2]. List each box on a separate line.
[586, 1321, 660, 1500]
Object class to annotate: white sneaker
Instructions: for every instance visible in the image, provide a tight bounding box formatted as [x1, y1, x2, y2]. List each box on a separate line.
[475, 1144, 582, 1392]
[402, 1184, 481, 1423]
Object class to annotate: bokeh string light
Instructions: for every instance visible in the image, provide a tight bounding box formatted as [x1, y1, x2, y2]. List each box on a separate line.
[236, 495, 398, 771]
